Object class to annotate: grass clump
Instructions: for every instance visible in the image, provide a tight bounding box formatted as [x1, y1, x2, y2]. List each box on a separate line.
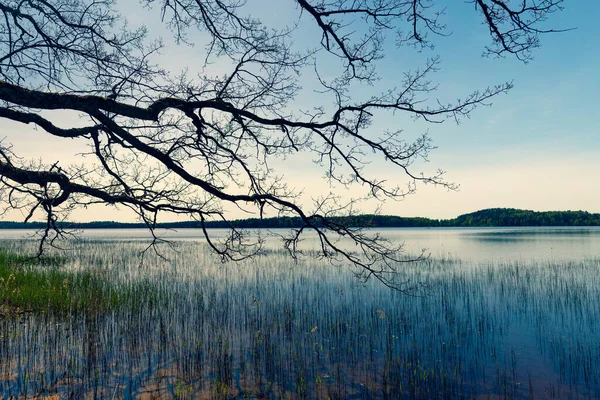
[0, 250, 119, 315]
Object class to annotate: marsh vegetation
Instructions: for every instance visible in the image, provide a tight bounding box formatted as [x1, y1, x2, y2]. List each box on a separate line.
[1, 228, 599, 399]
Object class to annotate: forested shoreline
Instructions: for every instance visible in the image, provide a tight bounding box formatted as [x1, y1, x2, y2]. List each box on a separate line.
[1, 208, 599, 229]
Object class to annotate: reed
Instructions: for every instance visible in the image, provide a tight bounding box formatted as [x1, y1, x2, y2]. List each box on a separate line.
[0, 236, 598, 398]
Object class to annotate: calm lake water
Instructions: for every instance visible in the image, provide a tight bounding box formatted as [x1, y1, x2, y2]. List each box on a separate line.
[1, 227, 599, 398]
[1, 226, 599, 261]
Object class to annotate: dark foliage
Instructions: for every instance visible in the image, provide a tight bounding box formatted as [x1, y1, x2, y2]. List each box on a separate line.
[2, 208, 597, 229]
[444, 208, 600, 227]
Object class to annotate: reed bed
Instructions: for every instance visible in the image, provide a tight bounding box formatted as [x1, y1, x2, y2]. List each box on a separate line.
[0, 238, 599, 399]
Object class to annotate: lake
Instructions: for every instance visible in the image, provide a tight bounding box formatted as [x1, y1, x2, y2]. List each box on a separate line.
[1, 227, 599, 398]
[2, 226, 599, 261]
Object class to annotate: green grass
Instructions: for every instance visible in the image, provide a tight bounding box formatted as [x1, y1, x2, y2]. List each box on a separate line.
[0, 250, 154, 315]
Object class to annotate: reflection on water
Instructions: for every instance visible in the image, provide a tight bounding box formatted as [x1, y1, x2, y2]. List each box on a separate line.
[0, 228, 599, 398]
[1, 226, 600, 261]
[373, 227, 600, 262]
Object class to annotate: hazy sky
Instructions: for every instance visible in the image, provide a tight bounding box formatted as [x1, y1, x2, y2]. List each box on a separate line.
[3, 1, 599, 222]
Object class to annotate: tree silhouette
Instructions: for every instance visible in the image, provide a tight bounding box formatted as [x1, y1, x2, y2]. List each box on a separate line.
[0, 0, 564, 289]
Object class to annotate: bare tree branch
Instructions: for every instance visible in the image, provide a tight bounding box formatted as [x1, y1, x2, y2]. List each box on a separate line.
[0, 0, 565, 289]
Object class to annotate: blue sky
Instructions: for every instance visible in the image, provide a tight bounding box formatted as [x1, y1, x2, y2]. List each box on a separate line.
[264, 0, 600, 218]
[366, 0, 600, 218]
[3, 1, 599, 222]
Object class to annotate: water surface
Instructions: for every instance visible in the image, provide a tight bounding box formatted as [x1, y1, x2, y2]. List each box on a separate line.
[0, 227, 599, 398]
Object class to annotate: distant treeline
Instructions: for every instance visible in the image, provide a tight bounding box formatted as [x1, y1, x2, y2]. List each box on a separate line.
[0, 216, 439, 230]
[1, 208, 599, 229]
[441, 208, 600, 227]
